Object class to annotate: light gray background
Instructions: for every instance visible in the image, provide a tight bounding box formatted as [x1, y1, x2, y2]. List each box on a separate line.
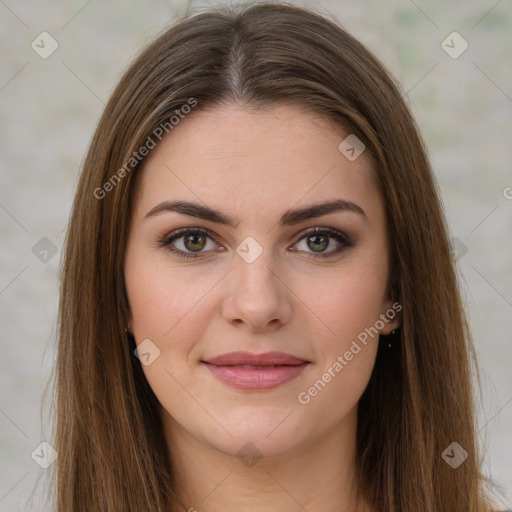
[0, 0, 511, 510]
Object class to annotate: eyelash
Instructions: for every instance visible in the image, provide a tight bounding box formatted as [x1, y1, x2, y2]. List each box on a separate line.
[159, 227, 354, 260]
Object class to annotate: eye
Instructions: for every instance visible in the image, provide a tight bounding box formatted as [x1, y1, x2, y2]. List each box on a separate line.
[292, 226, 353, 257]
[160, 226, 353, 260]
[160, 228, 221, 259]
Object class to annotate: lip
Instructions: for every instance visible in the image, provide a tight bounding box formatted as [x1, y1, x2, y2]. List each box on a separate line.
[202, 351, 310, 391]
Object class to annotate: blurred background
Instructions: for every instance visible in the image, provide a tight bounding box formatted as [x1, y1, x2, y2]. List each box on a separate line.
[0, 0, 511, 510]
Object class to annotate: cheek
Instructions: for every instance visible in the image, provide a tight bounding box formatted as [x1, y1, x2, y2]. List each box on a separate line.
[302, 257, 389, 350]
[124, 248, 226, 382]
[124, 254, 212, 398]
[125, 247, 204, 338]
[294, 270, 383, 421]
[294, 254, 387, 401]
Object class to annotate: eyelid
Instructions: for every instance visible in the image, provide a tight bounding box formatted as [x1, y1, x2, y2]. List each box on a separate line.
[159, 227, 220, 259]
[160, 226, 353, 259]
[293, 226, 353, 247]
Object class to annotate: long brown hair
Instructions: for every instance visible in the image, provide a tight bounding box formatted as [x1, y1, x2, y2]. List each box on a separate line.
[54, 2, 494, 510]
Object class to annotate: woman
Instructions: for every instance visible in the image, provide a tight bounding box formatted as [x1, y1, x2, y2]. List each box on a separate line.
[54, 2, 499, 511]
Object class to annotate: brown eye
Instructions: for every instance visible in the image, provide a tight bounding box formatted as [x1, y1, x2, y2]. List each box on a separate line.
[183, 233, 207, 252]
[307, 234, 329, 252]
[161, 228, 219, 259]
[161, 226, 353, 260]
[293, 227, 353, 257]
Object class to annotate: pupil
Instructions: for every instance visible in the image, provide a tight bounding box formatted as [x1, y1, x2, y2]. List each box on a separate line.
[309, 235, 328, 252]
[185, 234, 205, 251]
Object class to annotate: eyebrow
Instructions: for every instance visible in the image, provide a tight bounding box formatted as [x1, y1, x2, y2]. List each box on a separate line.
[144, 199, 369, 227]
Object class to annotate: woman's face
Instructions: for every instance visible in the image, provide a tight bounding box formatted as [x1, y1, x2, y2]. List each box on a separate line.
[124, 103, 400, 459]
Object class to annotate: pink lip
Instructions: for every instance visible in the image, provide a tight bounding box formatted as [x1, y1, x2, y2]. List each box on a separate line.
[202, 351, 310, 391]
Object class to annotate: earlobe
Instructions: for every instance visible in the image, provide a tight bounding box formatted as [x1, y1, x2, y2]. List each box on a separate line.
[379, 299, 403, 335]
[380, 320, 401, 336]
[125, 317, 134, 336]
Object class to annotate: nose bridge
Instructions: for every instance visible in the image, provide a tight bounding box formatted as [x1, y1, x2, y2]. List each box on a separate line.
[233, 239, 281, 301]
[222, 238, 292, 330]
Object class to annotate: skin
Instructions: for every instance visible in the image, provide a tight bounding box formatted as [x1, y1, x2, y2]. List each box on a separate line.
[124, 103, 401, 512]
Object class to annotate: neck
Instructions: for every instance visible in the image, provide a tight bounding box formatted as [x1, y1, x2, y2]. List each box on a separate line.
[162, 408, 374, 512]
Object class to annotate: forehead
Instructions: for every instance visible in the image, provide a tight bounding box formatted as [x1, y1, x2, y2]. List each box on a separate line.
[132, 103, 383, 227]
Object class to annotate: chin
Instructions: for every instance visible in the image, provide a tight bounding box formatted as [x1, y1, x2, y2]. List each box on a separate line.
[207, 430, 305, 461]
[198, 405, 319, 459]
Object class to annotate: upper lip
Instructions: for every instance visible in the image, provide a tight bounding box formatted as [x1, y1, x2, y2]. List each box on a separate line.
[202, 351, 309, 366]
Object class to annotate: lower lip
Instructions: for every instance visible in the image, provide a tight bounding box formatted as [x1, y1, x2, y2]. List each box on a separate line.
[203, 362, 309, 390]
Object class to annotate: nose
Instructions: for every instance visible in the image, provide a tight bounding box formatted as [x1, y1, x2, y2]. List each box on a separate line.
[221, 252, 293, 333]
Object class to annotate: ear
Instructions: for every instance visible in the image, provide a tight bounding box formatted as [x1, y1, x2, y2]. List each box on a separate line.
[125, 314, 134, 335]
[378, 298, 402, 335]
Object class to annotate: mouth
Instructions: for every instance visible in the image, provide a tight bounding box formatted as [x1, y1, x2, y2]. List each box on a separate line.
[201, 351, 311, 391]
